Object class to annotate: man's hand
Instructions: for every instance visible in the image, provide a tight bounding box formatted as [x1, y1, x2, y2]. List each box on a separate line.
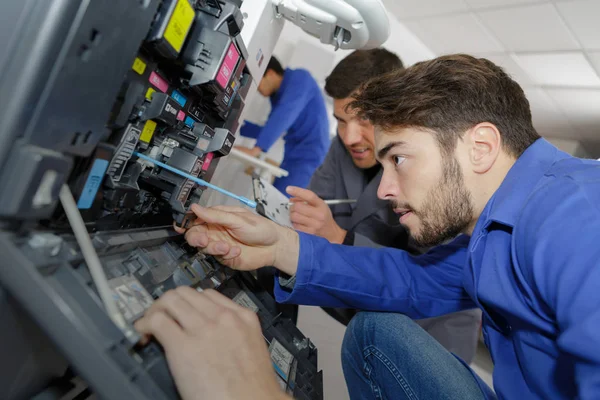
[175, 204, 299, 276]
[286, 186, 347, 244]
[234, 146, 262, 157]
[135, 287, 289, 400]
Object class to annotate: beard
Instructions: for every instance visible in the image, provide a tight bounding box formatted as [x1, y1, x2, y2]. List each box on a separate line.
[394, 156, 474, 248]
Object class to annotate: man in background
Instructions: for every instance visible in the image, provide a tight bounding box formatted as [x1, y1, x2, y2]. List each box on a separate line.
[287, 48, 481, 363]
[236, 57, 330, 195]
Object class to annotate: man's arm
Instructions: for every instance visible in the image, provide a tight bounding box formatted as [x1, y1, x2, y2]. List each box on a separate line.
[236, 122, 265, 157]
[274, 233, 474, 319]
[254, 74, 315, 152]
[516, 177, 600, 399]
[239, 121, 263, 139]
[182, 205, 474, 319]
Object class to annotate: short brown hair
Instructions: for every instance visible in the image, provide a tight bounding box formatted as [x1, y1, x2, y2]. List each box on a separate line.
[350, 54, 540, 157]
[265, 56, 284, 76]
[325, 48, 404, 99]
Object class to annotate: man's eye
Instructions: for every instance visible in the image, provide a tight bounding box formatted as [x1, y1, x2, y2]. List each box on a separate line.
[393, 156, 406, 166]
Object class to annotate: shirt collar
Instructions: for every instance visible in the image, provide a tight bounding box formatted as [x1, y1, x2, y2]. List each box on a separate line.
[477, 138, 568, 230]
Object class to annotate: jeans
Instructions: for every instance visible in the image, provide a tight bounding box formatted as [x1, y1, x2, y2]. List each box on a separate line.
[342, 312, 497, 400]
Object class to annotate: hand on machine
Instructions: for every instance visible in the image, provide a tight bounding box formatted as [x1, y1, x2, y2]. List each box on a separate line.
[135, 286, 290, 400]
[286, 186, 348, 244]
[136, 204, 298, 400]
[174, 204, 298, 274]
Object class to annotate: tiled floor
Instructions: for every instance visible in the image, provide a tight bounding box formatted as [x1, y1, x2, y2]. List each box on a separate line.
[298, 306, 495, 399]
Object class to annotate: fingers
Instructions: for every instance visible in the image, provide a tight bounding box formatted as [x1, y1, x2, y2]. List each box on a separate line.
[202, 240, 233, 256]
[201, 289, 260, 330]
[175, 205, 248, 234]
[135, 310, 184, 350]
[288, 197, 306, 204]
[174, 287, 251, 323]
[291, 222, 314, 234]
[286, 186, 319, 205]
[289, 211, 317, 228]
[290, 201, 320, 218]
[185, 224, 210, 247]
[212, 205, 250, 213]
[173, 286, 224, 321]
[186, 230, 241, 260]
[143, 289, 201, 332]
[220, 246, 242, 259]
[173, 216, 204, 234]
[174, 223, 186, 234]
[189, 204, 243, 229]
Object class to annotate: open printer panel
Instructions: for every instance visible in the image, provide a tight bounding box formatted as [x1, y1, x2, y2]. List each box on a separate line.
[0, 1, 322, 399]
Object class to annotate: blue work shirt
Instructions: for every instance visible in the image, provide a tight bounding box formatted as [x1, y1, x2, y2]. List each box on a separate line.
[240, 68, 330, 165]
[274, 138, 600, 399]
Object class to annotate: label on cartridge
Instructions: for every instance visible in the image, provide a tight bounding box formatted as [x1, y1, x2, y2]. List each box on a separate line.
[232, 291, 259, 313]
[201, 152, 213, 171]
[276, 375, 287, 392]
[140, 120, 157, 143]
[77, 159, 109, 209]
[145, 87, 156, 100]
[187, 104, 204, 122]
[132, 57, 147, 75]
[184, 116, 195, 128]
[109, 275, 154, 322]
[149, 71, 169, 93]
[196, 137, 210, 152]
[171, 90, 187, 107]
[225, 80, 240, 106]
[164, 0, 195, 53]
[177, 110, 186, 121]
[176, 158, 202, 203]
[216, 43, 240, 88]
[165, 100, 179, 115]
[269, 339, 294, 382]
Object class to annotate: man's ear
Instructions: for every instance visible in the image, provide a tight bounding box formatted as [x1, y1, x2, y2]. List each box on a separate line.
[467, 123, 501, 174]
[264, 69, 276, 81]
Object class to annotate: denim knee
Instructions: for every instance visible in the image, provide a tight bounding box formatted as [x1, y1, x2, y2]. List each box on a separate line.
[342, 312, 416, 364]
[341, 312, 490, 400]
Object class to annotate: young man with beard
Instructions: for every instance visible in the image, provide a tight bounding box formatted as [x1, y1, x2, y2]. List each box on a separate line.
[135, 55, 600, 400]
[286, 48, 481, 364]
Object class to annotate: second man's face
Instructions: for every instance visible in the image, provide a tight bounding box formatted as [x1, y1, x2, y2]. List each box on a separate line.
[333, 97, 378, 169]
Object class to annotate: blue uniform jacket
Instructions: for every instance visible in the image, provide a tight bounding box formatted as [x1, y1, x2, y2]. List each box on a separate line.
[240, 68, 330, 166]
[274, 139, 600, 399]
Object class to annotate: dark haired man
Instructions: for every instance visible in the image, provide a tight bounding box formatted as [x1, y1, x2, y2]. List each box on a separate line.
[286, 48, 481, 364]
[236, 57, 330, 194]
[138, 54, 600, 400]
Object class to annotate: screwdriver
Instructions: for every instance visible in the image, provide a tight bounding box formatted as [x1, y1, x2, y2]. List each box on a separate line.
[133, 151, 257, 208]
[282, 199, 357, 207]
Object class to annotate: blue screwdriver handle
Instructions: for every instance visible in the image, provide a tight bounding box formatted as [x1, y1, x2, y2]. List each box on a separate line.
[133, 151, 257, 208]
